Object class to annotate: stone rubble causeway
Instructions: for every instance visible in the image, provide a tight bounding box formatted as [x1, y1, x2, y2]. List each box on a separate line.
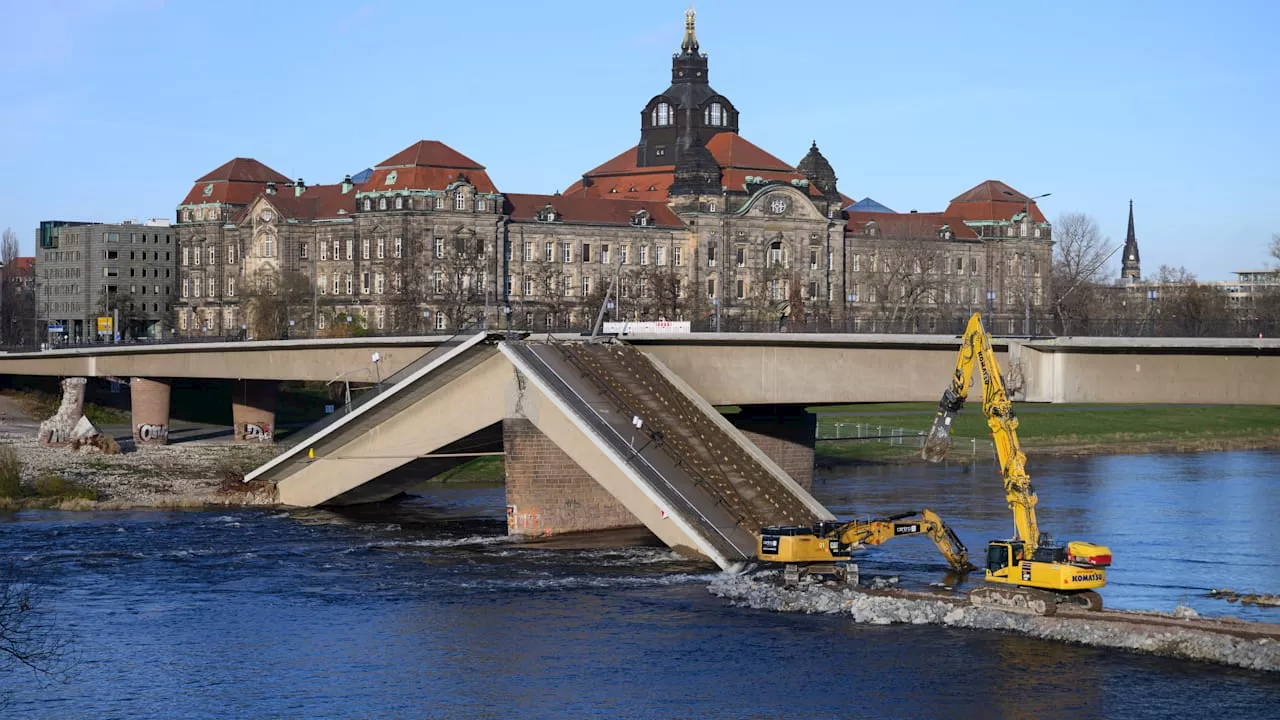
[709, 573, 1280, 673]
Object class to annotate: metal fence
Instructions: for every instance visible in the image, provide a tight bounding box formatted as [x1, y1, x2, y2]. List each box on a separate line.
[817, 421, 982, 459]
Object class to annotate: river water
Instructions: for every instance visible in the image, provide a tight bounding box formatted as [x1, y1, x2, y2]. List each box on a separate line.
[2, 450, 1278, 719]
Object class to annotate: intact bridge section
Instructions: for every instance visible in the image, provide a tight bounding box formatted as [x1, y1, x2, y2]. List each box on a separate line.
[247, 334, 830, 568]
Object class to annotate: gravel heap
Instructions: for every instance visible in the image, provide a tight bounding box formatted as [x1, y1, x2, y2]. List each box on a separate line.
[0, 431, 277, 508]
[710, 573, 1280, 673]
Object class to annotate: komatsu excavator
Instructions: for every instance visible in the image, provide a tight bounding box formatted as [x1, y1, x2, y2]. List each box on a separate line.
[923, 312, 1111, 615]
[758, 509, 975, 588]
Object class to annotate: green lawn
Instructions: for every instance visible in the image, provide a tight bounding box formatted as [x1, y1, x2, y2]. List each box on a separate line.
[811, 403, 1280, 460]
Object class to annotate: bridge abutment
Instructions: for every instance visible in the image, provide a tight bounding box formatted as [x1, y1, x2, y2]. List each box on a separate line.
[130, 377, 171, 445]
[502, 417, 640, 536]
[232, 379, 278, 443]
[725, 405, 816, 490]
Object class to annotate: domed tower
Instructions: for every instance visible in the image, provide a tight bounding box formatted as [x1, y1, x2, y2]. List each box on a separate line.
[636, 8, 739, 169]
[797, 141, 841, 205]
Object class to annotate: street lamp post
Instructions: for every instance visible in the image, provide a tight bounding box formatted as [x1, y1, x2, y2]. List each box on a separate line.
[1003, 190, 1050, 337]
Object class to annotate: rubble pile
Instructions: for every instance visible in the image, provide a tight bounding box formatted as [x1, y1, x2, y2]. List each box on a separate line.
[710, 573, 1280, 672]
[1209, 588, 1280, 608]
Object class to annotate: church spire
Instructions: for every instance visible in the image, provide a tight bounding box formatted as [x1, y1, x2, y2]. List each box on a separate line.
[1121, 199, 1141, 281]
[681, 6, 699, 55]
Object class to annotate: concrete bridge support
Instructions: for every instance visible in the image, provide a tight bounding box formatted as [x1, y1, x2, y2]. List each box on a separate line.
[130, 377, 171, 445]
[502, 417, 640, 537]
[725, 405, 816, 490]
[232, 379, 277, 443]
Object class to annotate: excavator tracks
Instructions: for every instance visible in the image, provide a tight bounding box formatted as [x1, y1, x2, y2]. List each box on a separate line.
[969, 586, 1059, 616]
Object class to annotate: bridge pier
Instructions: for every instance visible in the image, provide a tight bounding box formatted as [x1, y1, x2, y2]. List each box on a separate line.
[502, 418, 640, 536]
[232, 379, 277, 443]
[130, 377, 171, 445]
[726, 405, 816, 490]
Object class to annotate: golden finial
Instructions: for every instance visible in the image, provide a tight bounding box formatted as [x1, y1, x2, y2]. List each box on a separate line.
[681, 5, 699, 53]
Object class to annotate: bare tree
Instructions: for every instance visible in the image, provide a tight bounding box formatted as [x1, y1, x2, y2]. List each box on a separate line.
[856, 219, 947, 332]
[1269, 233, 1280, 267]
[1, 229, 27, 346]
[0, 563, 74, 703]
[0, 229, 17, 266]
[242, 269, 312, 339]
[1051, 212, 1115, 335]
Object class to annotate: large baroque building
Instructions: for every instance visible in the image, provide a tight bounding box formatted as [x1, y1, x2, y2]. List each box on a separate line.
[174, 10, 1052, 338]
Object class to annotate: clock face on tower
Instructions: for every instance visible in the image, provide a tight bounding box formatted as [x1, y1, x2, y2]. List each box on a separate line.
[260, 210, 275, 223]
[768, 197, 787, 215]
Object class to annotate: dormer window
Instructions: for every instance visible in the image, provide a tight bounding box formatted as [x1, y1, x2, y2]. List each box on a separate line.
[378, 197, 387, 210]
[705, 102, 725, 126]
[476, 198, 486, 212]
[362, 198, 372, 211]
[652, 102, 673, 127]
[537, 204, 558, 222]
[631, 210, 651, 227]
[394, 196, 404, 210]
[434, 196, 445, 209]
[454, 193, 465, 211]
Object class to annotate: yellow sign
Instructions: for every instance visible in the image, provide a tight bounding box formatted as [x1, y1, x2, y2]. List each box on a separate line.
[96, 317, 113, 334]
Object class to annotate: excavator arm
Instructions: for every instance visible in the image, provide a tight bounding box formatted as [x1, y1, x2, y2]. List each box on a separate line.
[834, 509, 976, 572]
[922, 313, 1041, 554]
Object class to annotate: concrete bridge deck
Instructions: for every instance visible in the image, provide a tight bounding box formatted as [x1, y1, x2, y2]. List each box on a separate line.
[249, 334, 831, 568]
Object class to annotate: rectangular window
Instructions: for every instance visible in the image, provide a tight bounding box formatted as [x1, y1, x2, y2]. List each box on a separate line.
[454, 193, 465, 211]
[523, 276, 533, 296]
[564, 276, 574, 296]
[375, 273, 385, 294]
[193, 277, 201, 297]
[345, 273, 353, 294]
[374, 238, 383, 259]
[808, 281, 817, 300]
[582, 243, 591, 263]
[227, 277, 236, 296]
[332, 240, 340, 260]
[394, 237, 402, 258]
[736, 279, 745, 299]
[376, 307, 386, 330]
[620, 245, 629, 264]
[362, 239, 370, 260]
[435, 314, 446, 330]
[318, 314, 327, 330]
[562, 243, 573, 263]
[346, 240, 354, 260]
[319, 273, 328, 295]
[435, 237, 445, 259]
[394, 273, 402, 292]
[193, 247, 201, 265]
[810, 249, 818, 270]
[736, 247, 745, 267]
[300, 242, 309, 260]
[639, 246, 649, 265]
[673, 246, 683, 266]
[321, 241, 329, 260]
[707, 245, 717, 267]
[600, 244, 610, 265]
[581, 276, 591, 296]
[331, 274, 340, 294]
[433, 272, 444, 293]
[103, 267, 119, 278]
[656, 246, 666, 265]
[706, 277, 716, 297]
[181, 278, 189, 298]
[361, 272, 370, 294]
[544, 242, 554, 262]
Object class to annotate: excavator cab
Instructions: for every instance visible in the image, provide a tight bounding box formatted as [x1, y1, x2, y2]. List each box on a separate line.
[984, 541, 1025, 575]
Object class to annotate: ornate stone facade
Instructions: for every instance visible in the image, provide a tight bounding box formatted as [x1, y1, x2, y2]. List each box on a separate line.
[173, 11, 1053, 337]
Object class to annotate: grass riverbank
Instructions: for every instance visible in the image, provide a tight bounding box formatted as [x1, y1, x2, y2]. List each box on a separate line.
[814, 403, 1280, 464]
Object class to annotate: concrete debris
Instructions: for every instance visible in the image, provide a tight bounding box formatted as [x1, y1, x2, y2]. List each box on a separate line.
[1209, 588, 1280, 608]
[1173, 604, 1200, 620]
[868, 576, 900, 590]
[709, 573, 1280, 672]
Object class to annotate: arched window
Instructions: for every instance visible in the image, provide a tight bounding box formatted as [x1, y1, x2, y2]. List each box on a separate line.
[378, 197, 387, 210]
[394, 196, 403, 210]
[768, 240, 784, 268]
[705, 102, 724, 126]
[362, 198, 372, 211]
[651, 102, 672, 127]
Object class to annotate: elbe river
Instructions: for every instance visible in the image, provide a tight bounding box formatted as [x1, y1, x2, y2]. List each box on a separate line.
[2, 450, 1278, 719]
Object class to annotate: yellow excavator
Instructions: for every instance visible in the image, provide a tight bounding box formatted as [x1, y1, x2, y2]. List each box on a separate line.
[923, 312, 1111, 615]
[758, 509, 976, 588]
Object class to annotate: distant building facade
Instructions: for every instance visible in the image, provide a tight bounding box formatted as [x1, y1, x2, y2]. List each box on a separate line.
[173, 10, 1053, 337]
[35, 220, 176, 342]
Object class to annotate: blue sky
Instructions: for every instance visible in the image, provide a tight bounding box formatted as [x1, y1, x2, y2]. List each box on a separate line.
[2, 0, 1276, 280]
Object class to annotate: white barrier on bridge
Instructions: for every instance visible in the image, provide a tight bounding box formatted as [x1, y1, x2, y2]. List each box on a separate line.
[602, 321, 691, 335]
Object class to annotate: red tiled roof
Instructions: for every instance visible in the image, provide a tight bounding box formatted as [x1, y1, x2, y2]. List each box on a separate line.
[846, 211, 978, 240]
[946, 180, 1047, 223]
[704, 133, 793, 171]
[9, 257, 34, 275]
[567, 133, 820, 198]
[195, 158, 291, 184]
[376, 140, 485, 170]
[226, 184, 358, 225]
[179, 180, 278, 206]
[504, 193, 684, 229]
[364, 166, 499, 194]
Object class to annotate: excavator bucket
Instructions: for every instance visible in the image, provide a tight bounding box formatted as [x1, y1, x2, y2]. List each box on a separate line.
[922, 408, 955, 462]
